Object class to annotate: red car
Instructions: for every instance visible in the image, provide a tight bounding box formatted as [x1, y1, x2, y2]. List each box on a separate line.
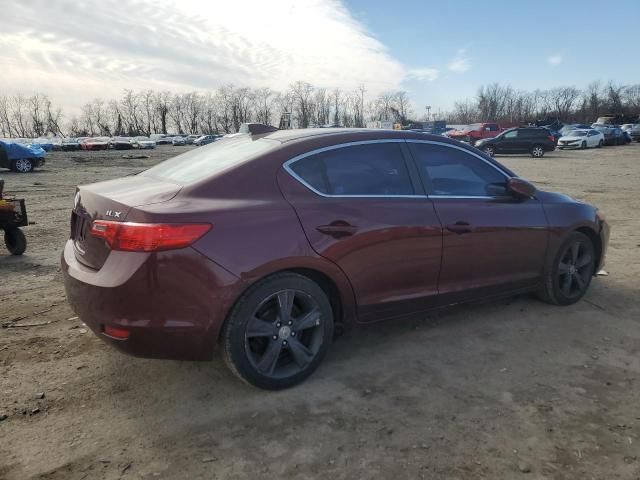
[62, 125, 609, 389]
[447, 122, 502, 145]
[80, 137, 110, 151]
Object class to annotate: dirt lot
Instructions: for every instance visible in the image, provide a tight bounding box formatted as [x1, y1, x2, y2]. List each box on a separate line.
[1, 143, 639, 480]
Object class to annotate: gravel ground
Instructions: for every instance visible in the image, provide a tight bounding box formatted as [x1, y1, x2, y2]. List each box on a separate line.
[1, 143, 639, 479]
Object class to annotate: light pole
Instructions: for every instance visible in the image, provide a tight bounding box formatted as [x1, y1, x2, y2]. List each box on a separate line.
[425, 105, 431, 122]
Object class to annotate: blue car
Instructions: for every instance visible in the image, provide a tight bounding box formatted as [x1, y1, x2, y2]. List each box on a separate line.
[193, 134, 219, 146]
[0, 140, 46, 172]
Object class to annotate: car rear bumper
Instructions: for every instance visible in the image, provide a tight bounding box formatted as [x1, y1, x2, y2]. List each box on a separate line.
[61, 240, 242, 360]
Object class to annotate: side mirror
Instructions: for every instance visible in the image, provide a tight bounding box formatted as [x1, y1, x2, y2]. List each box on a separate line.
[507, 177, 536, 199]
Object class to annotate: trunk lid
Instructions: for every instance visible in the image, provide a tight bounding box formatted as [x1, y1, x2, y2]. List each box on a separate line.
[71, 175, 182, 269]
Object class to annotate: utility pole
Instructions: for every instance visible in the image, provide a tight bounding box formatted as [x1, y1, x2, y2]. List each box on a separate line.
[425, 105, 431, 122]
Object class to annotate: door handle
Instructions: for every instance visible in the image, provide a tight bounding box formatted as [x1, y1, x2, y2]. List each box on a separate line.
[316, 221, 357, 238]
[446, 221, 472, 234]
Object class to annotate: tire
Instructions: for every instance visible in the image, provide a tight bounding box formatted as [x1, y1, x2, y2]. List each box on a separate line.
[4, 228, 27, 255]
[597, 140, 603, 148]
[222, 272, 334, 390]
[581, 141, 587, 150]
[530, 145, 545, 158]
[482, 145, 495, 157]
[12, 158, 34, 173]
[538, 231, 595, 306]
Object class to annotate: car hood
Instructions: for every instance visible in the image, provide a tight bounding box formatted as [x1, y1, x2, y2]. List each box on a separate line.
[536, 190, 578, 204]
[1, 141, 46, 159]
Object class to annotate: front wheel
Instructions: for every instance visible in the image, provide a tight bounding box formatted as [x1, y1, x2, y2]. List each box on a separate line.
[12, 158, 34, 173]
[538, 231, 595, 306]
[581, 141, 587, 150]
[222, 273, 334, 390]
[597, 140, 603, 148]
[530, 145, 545, 158]
[4, 228, 27, 255]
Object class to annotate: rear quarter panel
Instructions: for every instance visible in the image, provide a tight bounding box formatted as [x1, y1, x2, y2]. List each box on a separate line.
[133, 140, 358, 325]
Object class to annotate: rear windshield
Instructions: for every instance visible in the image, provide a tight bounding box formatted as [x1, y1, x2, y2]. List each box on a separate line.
[142, 135, 278, 183]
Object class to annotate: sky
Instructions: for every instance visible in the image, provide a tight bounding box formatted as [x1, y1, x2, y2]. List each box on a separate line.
[1, 0, 639, 116]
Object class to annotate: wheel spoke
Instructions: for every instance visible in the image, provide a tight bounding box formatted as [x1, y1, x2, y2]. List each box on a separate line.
[287, 337, 314, 368]
[576, 254, 592, 268]
[276, 290, 295, 324]
[574, 273, 586, 290]
[558, 262, 571, 274]
[294, 308, 321, 331]
[256, 340, 282, 375]
[570, 243, 580, 264]
[246, 317, 274, 338]
[561, 273, 572, 295]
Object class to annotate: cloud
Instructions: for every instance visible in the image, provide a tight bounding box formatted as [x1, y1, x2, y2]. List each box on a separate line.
[0, 0, 406, 112]
[547, 54, 563, 66]
[407, 68, 439, 81]
[448, 50, 470, 73]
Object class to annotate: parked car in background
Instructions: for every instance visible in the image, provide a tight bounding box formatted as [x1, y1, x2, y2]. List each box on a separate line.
[61, 138, 81, 151]
[476, 127, 556, 157]
[80, 137, 110, 151]
[194, 135, 218, 146]
[150, 134, 173, 145]
[559, 124, 592, 137]
[557, 129, 604, 149]
[185, 134, 200, 145]
[172, 136, 187, 146]
[31, 138, 55, 152]
[594, 126, 625, 146]
[62, 126, 609, 389]
[621, 123, 640, 142]
[131, 136, 156, 149]
[447, 122, 502, 145]
[0, 139, 46, 172]
[110, 137, 134, 150]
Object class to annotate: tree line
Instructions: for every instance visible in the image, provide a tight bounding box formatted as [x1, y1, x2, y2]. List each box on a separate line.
[1, 80, 639, 138]
[446, 81, 640, 124]
[0, 82, 413, 138]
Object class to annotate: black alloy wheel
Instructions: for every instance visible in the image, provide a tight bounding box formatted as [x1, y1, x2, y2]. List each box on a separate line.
[222, 273, 333, 389]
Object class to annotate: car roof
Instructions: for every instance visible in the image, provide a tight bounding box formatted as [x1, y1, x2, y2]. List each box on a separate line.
[258, 128, 462, 144]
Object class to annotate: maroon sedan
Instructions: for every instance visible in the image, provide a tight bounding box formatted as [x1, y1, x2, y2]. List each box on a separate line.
[62, 125, 609, 389]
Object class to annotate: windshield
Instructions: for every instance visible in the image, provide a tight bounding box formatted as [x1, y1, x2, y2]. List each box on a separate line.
[135, 136, 150, 140]
[143, 136, 278, 183]
[569, 130, 587, 137]
[468, 124, 483, 131]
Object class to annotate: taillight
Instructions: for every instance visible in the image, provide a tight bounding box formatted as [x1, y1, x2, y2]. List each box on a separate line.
[90, 220, 211, 252]
[548, 135, 555, 142]
[103, 325, 130, 340]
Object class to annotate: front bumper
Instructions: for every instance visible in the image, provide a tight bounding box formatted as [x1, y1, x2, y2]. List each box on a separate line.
[597, 218, 610, 272]
[61, 240, 241, 360]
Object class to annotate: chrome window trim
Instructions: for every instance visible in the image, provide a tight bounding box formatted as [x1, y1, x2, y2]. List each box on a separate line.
[282, 139, 426, 198]
[282, 138, 511, 199]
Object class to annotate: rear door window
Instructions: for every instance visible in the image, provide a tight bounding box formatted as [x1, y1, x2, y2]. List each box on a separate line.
[408, 143, 508, 197]
[288, 142, 414, 196]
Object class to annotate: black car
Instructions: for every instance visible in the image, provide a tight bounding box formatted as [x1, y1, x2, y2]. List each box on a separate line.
[475, 128, 556, 158]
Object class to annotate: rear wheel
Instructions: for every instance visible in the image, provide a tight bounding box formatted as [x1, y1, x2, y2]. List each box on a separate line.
[538, 232, 595, 306]
[12, 158, 34, 173]
[222, 273, 334, 390]
[4, 228, 27, 255]
[530, 145, 545, 158]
